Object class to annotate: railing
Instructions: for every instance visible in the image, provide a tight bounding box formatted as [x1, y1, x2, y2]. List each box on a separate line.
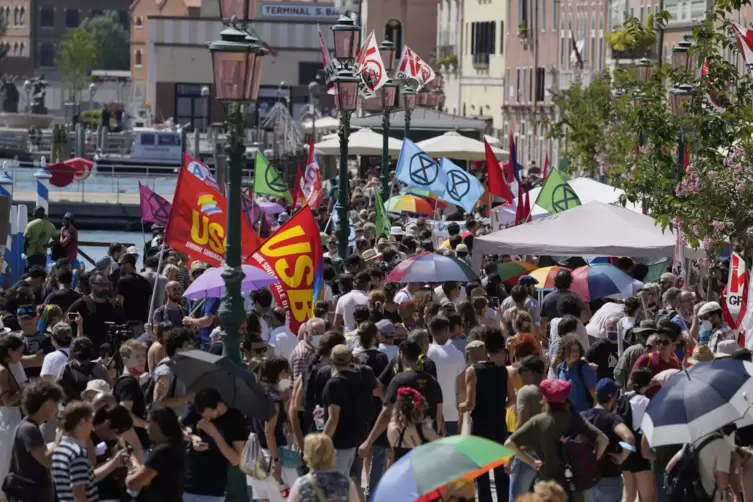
[472, 53, 490, 68]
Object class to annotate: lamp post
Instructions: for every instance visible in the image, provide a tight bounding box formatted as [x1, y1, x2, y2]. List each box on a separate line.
[208, 0, 265, 362]
[331, 16, 360, 259]
[378, 40, 397, 201]
[417, 86, 430, 107]
[308, 81, 319, 140]
[670, 84, 692, 180]
[401, 85, 416, 139]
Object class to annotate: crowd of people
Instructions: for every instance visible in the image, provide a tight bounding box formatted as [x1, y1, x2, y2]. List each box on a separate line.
[0, 170, 748, 502]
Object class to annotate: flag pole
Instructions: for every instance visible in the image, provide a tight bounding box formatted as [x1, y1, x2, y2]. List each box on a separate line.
[146, 244, 165, 328]
[140, 218, 148, 255]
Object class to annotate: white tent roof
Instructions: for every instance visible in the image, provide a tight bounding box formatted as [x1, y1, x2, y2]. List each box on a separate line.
[525, 177, 642, 215]
[484, 134, 502, 147]
[300, 116, 340, 133]
[416, 131, 508, 161]
[475, 201, 701, 265]
[312, 127, 403, 157]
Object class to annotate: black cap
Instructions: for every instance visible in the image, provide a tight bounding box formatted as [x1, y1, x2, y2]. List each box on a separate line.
[515, 355, 546, 374]
[33, 206, 45, 218]
[632, 320, 658, 335]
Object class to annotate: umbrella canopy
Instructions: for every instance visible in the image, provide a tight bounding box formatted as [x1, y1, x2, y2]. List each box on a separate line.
[299, 116, 341, 133]
[255, 200, 286, 214]
[64, 157, 94, 181]
[313, 127, 403, 157]
[386, 252, 480, 283]
[385, 195, 436, 215]
[402, 187, 449, 209]
[169, 350, 274, 420]
[372, 435, 514, 502]
[571, 264, 641, 301]
[484, 134, 502, 147]
[183, 264, 279, 300]
[416, 131, 508, 161]
[497, 260, 538, 283]
[642, 360, 753, 446]
[528, 266, 570, 289]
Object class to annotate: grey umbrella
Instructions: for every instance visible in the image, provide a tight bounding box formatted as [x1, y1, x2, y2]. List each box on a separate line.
[168, 350, 274, 420]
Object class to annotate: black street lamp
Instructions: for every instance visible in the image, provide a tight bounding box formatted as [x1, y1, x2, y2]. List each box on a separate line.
[208, 5, 265, 363]
[670, 83, 693, 179]
[637, 58, 653, 84]
[401, 85, 416, 139]
[378, 40, 398, 201]
[417, 86, 430, 107]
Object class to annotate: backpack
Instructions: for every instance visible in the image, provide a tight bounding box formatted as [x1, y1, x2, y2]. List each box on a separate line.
[239, 431, 271, 480]
[143, 361, 177, 409]
[57, 361, 95, 403]
[616, 393, 644, 452]
[560, 412, 601, 492]
[664, 434, 721, 502]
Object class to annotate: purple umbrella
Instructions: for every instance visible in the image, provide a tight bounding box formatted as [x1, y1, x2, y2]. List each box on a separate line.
[183, 264, 279, 300]
[256, 200, 286, 214]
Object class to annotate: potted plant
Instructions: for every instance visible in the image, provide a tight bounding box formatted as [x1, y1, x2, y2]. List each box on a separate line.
[518, 23, 528, 38]
[607, 12, 664, 59]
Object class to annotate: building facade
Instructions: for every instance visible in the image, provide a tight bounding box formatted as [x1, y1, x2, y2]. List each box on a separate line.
[0, 0, 33, 75]
[436, 0, 462, 115]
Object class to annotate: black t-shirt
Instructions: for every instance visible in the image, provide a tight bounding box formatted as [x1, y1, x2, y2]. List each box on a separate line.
[253, 393, 287, 449]
[305, 362, 335, 416]
[540, 290, 570, 321]
[113, 374, 149, 447]
[18, 331, 54, 378]
[12, 280, 43, 305]
[142, 440, 185, 502]
[67, 296, 124, 350]
[378, 354, 437, 389]
[580, 407, 625, 478]
[181, 406, 248, 496]
[355, 348, 390, 445]
[586, 339, 620, 382]
[91, 430, 127, 500]
[116, 273, 153, 323]
[323, 366, 377, 449]
[9, 418, 54, 502]
[384, 370, 443, 420]
[44, 288, 82, 313]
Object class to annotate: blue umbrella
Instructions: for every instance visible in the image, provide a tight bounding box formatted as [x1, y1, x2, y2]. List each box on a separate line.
[385, 252, 480, 283]
[641, 360, 753, 447]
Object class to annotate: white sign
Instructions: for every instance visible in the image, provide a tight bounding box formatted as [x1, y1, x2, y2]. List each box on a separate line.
[257, 2, 338, 21]
[727, 251, 747, 319]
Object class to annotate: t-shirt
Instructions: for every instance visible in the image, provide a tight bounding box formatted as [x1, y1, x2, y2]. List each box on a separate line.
[116, 272, 153, 323]
[540, 290, 570, 321]
[181, 406, 248, 496]
[16, 331, 54, 378]
[335, 290, 369, 332]
[254, 393, 287, 449]
[41, 348, 69, 379]
[632, 352, 681, 398]
[379, 354, 438, 390]
[384, 370, 443, 420]
[516, 385, 543, 425]
[557, 360, 597, 413]
[24, 218, 57, 255]
[580, 407, 626, 478]
[44, 288, 82, 312]
[153, 358, 189, 417]
[153, 304, 187, 328]
[52, 436, 98, 502]
[142, 441, 185, 502]
[198, 298, 221, 345]
[10, 418, 54, 502]
[586, 339, 620, 382]
[113, 374, 149, 447]
[323, 366, 377, 449]
[426, 341, 466, 422]
[67, 296, 125, 351]
[697, 435, 732, 500]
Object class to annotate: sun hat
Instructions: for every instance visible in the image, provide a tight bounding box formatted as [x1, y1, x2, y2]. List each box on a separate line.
[714, 339, 739, 359]
[81, 380, 111, 401]
[688, 344, 714, 364]
[362, 249, 379, 262]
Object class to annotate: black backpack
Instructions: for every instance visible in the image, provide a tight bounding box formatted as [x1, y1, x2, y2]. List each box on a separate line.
[664, 434, 721, 502]
[143, 361, 177, 409]
[616, 393, 644, 449]
[57, 361, 95, 403]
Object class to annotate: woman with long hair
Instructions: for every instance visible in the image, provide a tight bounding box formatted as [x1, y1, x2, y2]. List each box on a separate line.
[126, 404, 186, 502]
[387, 386, 439, 462]
[287, 433, 360, 502]
[619, 367, 656, 502]
[0, 333, 26, 500]
[457, 301, 479, 336]
[555, 335, 597, 413]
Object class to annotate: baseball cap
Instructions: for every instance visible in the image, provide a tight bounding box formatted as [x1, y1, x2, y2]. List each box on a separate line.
[699, 301, 723, 317]
[375, 319, 395, 336]
[331, 344, 352, 366]
[714, 340, 739, 359]
[518, 275, 539, 286]
[539, 379, 572, 404]
[456, 244, 469, 254]
[595, 378, 620, 402]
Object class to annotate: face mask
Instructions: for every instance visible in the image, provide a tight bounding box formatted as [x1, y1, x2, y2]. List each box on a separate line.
[278, 378, 292, 392]
[701, 320, 713, 331]
[311, 335, 322, 347]
[607, 331, 619, 341]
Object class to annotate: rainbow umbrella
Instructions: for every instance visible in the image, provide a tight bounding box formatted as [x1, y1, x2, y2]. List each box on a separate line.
[403, 187, 449, 209]
[386, 252, 479, 283]
[385, 195, 436, 215]
[571, 264, 641, 301]
[497, 260, 538, 284]
[372, 435, 515, 502]
[528, 265, 571, 289]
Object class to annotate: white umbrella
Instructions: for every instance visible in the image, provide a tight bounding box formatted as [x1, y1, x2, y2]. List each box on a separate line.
[417, 131, 508, 161]
[311, 127, 403, 157]
[299, 116, 341, 133]
[484, 134, 502, 147]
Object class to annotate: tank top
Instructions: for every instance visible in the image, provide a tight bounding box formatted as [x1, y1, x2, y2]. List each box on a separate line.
[470, 361, 509, 426]
[393, 425, 427, 462]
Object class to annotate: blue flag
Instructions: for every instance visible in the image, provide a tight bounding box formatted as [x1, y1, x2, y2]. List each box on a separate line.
[438, 158, 485, 212]
[395, 138, 447, 197]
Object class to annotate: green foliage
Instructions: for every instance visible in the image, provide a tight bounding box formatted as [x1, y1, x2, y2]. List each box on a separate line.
[79, 109, 101, 129]
[607, 13, 668, 52]
[55, 29, 97, 103]
[79, 10, 129, 71]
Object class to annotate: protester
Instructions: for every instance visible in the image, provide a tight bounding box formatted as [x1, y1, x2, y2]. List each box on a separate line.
[287, 433, 360, 502]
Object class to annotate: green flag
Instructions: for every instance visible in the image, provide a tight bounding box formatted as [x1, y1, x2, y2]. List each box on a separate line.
[534, 168, 581, 214]
[253, 152, 292, 202]
[373, 191, 390, 237]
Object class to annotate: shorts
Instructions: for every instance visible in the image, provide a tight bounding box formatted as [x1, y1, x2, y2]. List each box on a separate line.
[621, 450, 651, 473]
[246, 449, 298, 500]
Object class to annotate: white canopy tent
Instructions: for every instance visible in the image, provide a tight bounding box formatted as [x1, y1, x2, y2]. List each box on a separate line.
[300, 116, 341, 133]
[311, 127, 403, 157]
[484, 135, 502, 147]
[416, 131, 509, 161]
[474, 201, 702, 270]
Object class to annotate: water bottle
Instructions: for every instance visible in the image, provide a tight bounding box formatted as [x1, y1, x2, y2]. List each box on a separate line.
[313, 405, 325, 431]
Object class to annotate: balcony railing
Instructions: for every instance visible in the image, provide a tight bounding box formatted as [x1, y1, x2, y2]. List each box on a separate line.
[472, 53, 490, 68]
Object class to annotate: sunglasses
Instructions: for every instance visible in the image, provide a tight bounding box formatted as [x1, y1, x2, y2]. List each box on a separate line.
[656, 339, 671, 347]
[252, 346, 268, 354]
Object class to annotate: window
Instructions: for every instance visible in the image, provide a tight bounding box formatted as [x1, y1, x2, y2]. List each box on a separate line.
[140, 133, 156, 146]
[507, 0, 511, 33]
[39, 43, 54, 66]
[516, 68, 520, 102]
[553, 0, 557, 31]
[519, 0, 528, 27]
[591, 16, 595, 68]
[471, 21, 495, 66]
[65, 8, 78, 28]
[39, 7, 54, 27]
[500, 21, 504, 54]
[528, 68, 533, 102]
[19, 43, 23, 56]
[535, 67, 545, 102]
[134, 50, 142, 66]
[522, 69, 527, 103]
[298, 62, 320, 85]
[384, 19, 402, 55]
[5, 7, 9, 24]
[18, 6, 23, 25]
[560, 36, 565, 66]
[175, 84, 211, 131]
[157, 134, 181, 146]
[135, 16, 143, 27]
[13, 7, 17, 25]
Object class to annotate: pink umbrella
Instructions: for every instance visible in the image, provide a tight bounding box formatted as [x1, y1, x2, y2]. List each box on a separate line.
[183, 264, 279, 300]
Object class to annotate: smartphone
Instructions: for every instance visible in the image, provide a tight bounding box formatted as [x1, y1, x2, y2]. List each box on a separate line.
[490, 297, 500, 309]
[67, 312, 77, 320]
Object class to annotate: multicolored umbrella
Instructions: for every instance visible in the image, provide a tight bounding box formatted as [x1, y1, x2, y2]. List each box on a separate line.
[528, 266, 570, 289]
[372, 435, 515, 502]
[403, 187, 448, 209]
[385, 195, 436, 215]
[497, 260, 538, 283]
[571, 264, 641, 301]
[386, 252, 479, 283]
[183, 264, 279, 300]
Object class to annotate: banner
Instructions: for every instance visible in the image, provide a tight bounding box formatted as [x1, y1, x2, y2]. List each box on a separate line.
[139, 183, 172, 226]
[247, 207, 323, 334]
[165, 155, 261, 266]
[354, 31, 389, 98]
[395, 46, 435, 89]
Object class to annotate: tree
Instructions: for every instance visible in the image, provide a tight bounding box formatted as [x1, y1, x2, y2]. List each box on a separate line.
[548, 2, 753, 259]
[55, 28, 96, 103]
[79, 11, 129, 71]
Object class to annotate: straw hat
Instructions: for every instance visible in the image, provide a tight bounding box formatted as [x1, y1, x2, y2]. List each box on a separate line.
[688, 344, 714, 364]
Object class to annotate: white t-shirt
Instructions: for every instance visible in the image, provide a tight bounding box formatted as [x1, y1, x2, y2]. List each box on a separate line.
[378, 343, 399, 361]
[585, 302, 625, 339]
[41, 348, 69, 379]
[335, 290, 369, 332]
[393, 288, 413, 305]
[269, 326, 298, 361]
[426, 341, 466, 422]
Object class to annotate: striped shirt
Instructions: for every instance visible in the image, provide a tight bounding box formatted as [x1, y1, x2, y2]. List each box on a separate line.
[52, 436, 98, 502]
[290, 340, 317, 380]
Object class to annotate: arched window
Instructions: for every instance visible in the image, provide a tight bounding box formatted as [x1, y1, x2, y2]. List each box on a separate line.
[19, 43, 24, 56]
[591, 16, 596, 69]
[13, 6, 18, 25]
[135, 16, 143, 27]
[135, 50, 143, 66]
[384, 19, 402, 58]
[19, 6, 24, 25]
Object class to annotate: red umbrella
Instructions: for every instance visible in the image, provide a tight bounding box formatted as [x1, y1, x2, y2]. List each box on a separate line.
[48, 162, 76, 187]
[64, 157, 93, 181]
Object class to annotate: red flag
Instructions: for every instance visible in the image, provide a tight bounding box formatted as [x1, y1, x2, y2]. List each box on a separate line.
[292, 163, 306, 210]
[683, 145, 690, 174]
[485, 139, 513, 203]
[47, 162, 76, 188]
[543, 154, 550, 182]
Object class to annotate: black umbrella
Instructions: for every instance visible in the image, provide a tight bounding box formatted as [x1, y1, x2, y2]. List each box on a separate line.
[168, 350, 274, 420]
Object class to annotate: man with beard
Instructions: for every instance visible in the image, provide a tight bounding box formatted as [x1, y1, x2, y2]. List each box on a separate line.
[115, 253, 152, 335]
[68, 271, 125, 351]
[152, 281, 187, 328]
